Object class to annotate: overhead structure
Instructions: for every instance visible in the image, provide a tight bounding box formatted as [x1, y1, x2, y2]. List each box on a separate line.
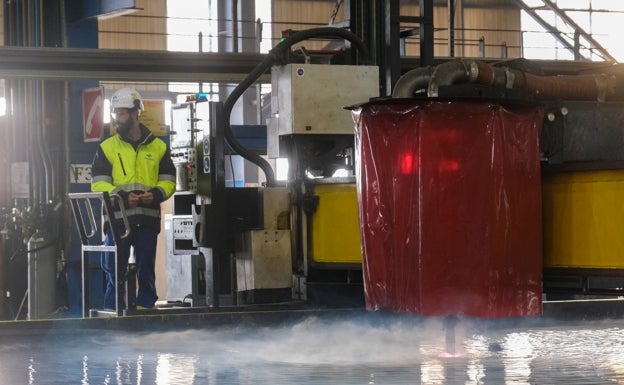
[0, 47, 269, 83]
[512, 0, 617, 62]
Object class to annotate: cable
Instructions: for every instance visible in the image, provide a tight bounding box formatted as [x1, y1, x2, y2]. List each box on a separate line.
[229, 154, 236, 187]
[222, 27, 371, 187]
[15, 289, 27, 321]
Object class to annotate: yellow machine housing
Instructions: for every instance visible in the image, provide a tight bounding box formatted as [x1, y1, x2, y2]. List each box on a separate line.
[543, 169, 624, 269]
[309, 184, 362, 265]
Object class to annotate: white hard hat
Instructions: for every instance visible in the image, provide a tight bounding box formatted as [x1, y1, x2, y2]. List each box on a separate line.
[111, 88, 144, 111]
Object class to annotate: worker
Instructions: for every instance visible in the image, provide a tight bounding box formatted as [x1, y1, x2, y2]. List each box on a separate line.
[91, 87, 176, 310]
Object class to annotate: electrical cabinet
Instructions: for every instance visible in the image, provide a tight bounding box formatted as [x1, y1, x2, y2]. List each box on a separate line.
[267, 64, 379, 158]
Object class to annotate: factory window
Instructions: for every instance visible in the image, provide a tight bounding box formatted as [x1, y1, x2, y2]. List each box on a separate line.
[166, 0, 217, 53]
[166, 0, 272, 97]
[256, 0, 273, 53]
[166, 0, 217, 97]
[521, 1, 624, 61]
[165, 0, 272, 53]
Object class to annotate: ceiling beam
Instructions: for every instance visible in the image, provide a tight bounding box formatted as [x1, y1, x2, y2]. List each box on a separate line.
[0, 47, 271, 83]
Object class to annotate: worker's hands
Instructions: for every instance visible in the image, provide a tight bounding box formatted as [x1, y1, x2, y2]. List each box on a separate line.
[127, 192, 143, 208]
[139, 191, 154, 205]
[126, 191, 155, 208]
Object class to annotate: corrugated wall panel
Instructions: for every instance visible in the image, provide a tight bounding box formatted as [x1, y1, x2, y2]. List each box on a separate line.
[272, 0, 340, 51]
[98, 0, 168, 93]
[98, 0, 167, 50]
[460, 6, 521, 58]
[272, 0, 521, 60]
[390, 3, 521, 59]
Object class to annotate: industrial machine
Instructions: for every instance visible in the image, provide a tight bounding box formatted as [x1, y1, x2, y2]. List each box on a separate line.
[167, 97, 295, 307]
[164, 52, 624, 313]
[162, 28, 381, 309]
[69, 55, 624, 318]
[267, 63, 379, 304]
[391, 58, 624, 300]
[163, 60, 382, 306]
[540, 96, 624, 297]
[166, 102, 204, 306]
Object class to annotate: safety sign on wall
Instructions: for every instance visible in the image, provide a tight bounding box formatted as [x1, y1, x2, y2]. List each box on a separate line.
[82, 86, 104, 142]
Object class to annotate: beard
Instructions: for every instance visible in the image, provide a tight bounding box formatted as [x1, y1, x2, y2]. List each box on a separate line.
[115, 116, 135, 135]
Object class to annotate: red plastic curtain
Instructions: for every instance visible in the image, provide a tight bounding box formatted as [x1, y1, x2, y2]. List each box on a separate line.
[354, 100, 544, 318]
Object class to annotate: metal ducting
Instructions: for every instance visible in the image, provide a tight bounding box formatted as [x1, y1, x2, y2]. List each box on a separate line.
[393, 58, 617, 102]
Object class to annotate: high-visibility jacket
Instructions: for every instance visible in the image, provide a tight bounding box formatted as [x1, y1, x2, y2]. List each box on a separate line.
[91, 124, 176, 230]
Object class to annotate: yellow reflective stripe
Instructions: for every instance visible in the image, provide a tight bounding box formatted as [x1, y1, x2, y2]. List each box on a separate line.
[92, 175, 113, 184]
[159, 174, 176, 182]
[112, 183, 154, 193]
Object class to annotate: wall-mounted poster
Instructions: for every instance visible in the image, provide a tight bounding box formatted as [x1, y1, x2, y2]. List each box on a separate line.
[82, 86, 104, 142]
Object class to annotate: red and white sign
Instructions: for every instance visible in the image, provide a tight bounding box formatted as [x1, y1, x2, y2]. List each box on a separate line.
[82, 86, 104, 142]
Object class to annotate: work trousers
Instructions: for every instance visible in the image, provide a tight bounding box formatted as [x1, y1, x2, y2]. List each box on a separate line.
[102, 224, 159, 309]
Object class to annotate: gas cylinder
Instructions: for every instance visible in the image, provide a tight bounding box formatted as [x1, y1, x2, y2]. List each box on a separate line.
[27, 229, 57, 320]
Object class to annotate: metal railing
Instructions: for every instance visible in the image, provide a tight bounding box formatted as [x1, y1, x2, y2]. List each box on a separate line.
[68, 192, 130, 317]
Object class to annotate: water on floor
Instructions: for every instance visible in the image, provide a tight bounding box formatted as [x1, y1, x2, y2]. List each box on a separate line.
[1, 313, 624, 384]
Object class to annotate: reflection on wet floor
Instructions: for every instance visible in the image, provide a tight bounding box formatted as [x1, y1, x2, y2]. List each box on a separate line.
[1, 314, 624, 384]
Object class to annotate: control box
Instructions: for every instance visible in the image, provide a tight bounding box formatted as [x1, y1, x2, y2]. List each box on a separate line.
[268, 64, 379, 132]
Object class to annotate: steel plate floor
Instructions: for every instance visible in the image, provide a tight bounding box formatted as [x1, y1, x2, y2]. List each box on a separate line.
[1, 306, 623, 384]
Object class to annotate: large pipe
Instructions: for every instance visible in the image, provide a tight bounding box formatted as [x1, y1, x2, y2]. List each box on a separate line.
[395, 58, 616, 102]
[427, 59, 510, 97]
[391, 66, 434, 98]
[427, 59, 474, 98]
[512, 71, 616, 102]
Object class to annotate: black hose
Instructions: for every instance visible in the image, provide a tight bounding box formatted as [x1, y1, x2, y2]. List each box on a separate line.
[223, 27, 371, 187]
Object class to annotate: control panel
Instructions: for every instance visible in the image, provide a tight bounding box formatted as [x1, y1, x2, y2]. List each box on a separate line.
[171, 147, 197, 192]
[171, 215, 195, 254]
[170, 98, 210, 194]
